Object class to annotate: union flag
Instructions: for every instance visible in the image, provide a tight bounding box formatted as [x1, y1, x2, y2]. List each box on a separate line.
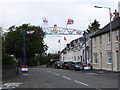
[67, 19, 74, 25]
[43, 18, 48, 23]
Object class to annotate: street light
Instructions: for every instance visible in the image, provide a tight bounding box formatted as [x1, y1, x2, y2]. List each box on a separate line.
[94, 6, 113, 72]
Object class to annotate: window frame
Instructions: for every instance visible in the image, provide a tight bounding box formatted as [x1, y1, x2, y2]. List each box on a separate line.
[93, 53, 98, 64]
[100, 35, 102, 45]
[107, 51, 112, 64]
[115, 30, 119, 42]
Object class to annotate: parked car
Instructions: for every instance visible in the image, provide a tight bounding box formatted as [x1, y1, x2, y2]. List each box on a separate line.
[62, 61, 69, 69]
[71, 62, 83, 71]
[55, 61, 64, 69]
[62, 61, 75, 70]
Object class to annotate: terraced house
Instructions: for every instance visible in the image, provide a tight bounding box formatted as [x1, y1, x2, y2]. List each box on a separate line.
[60, 33, 92, 65]
[61, 2, 120, 72]
[90, 17, 120, 72]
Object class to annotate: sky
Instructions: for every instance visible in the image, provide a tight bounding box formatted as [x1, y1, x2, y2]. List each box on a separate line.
[0, 0, 120, 53]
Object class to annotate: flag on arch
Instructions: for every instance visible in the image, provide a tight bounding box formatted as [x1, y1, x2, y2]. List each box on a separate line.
[67, 19, 74, 25]
[58, 39, 60, 43]
[64, 37, 67, 41]
[43, 18, 48, 24]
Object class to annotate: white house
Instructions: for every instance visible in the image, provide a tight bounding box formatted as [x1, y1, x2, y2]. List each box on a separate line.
[60, 37, 85, 62]
[90, 17, 120, 72]
[60, 33, 93, 65]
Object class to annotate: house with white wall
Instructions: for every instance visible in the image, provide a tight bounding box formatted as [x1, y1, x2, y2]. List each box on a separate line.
[61, 37, 84, 62]
[60, 33, 92, 65]
[90, 17, 120, 72]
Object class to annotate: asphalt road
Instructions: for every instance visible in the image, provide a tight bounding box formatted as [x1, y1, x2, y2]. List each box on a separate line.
[2, 66, 119, 90]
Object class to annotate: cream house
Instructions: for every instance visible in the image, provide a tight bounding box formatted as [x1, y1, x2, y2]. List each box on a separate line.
[90, 17, 120, 72]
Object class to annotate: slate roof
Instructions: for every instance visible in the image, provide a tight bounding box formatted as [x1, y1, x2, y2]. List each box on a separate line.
[90, 17, 120, 38]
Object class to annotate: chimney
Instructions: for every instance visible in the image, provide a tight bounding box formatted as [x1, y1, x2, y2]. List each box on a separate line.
[113, 9, 119, 20]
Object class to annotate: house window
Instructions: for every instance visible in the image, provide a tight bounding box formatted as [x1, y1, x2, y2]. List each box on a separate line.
[94, 53, 98, 63]
[107, 51, 112, 64]
[94, 37, 97, 47]
[74, 56, 76, 61]
[118, 29, 120, 42]
[108, 33, 111, 43]
[115, 30, 119, 41]
[100, 35, 102, 44]
[77, 56, 80, 61]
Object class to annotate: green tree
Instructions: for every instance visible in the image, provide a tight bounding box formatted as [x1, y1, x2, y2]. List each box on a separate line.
[87, 19, 100, 33]
[4, 24, 48, 65]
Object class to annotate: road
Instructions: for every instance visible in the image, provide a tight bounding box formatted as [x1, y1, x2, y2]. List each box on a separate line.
[1, 66, 119, 89]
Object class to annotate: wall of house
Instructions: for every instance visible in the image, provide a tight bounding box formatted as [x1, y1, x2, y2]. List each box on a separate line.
[92, 29, 119, 71]
[61, 49, 82, 62]
[60, 39, 92, 64]
[118, 29, 120, 71]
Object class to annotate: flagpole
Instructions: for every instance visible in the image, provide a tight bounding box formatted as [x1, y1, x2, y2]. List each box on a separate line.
[64, 37, 65, 48]
[43, 21, 45, 29]
[60, 36, 61, 52]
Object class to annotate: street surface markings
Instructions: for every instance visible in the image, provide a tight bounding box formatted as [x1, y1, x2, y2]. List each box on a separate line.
[22, 73, 29, 76]
[95, 87, 103, 90]
[46, 70, 52, 73]
[74, 80, 88, 86]
[1, 82, 22, 89]
[53, 73, 60, 76]
[62, 76, 71, 80]
[86, 73, 96, 75]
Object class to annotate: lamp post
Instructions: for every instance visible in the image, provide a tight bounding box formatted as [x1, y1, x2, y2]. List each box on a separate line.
[94, 6, 113, 72]
[100, 50, 102, 70]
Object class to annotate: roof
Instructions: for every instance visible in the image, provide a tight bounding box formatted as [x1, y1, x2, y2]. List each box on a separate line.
[90, 17, 120, 38]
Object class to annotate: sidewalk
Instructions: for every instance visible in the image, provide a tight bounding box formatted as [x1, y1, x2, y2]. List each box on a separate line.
[83, 69, 119, 74]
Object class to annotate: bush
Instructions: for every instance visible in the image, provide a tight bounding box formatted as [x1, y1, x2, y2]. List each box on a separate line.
[2, 54, 16, 65]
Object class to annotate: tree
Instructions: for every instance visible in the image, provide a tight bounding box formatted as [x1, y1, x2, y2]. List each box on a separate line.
[87, 19, 100, 33]
[4, 24, 48, 65]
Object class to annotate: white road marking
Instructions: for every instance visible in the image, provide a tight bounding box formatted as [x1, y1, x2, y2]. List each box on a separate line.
[86, 73, 96, 75]
[53, 73, 60, 76]
[48, 71, 52, 73]
[23, 74, 28, 76]
[62, 76, 71, 80]
[74, 80, 88, 86]
[95, 87, 103, 90]
[1, 82, 22, 89]
[46, 70, 52, 73]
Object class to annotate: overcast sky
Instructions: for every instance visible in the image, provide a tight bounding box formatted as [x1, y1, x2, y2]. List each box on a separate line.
[0, 0, 119, 53]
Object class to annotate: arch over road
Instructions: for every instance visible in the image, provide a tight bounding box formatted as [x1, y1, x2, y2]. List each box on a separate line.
[43, 26, 84, 35]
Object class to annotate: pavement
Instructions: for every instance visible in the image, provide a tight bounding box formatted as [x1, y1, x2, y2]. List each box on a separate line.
[36, 65, 119, 74]
[83, 69, 119, 74]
